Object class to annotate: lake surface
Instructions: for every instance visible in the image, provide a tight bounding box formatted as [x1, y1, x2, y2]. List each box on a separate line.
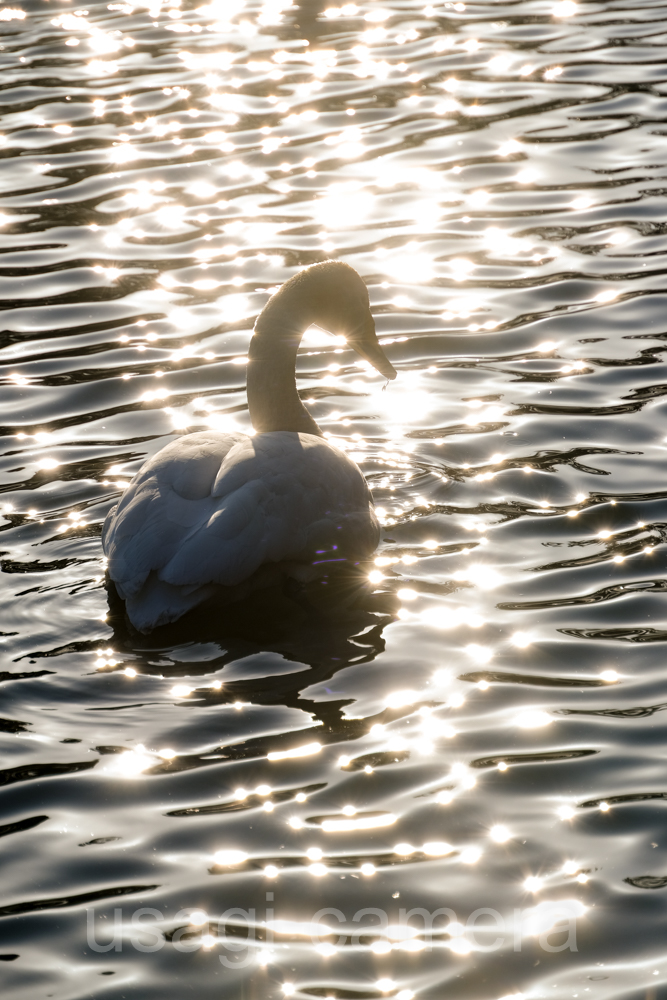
[2, 0, 667, 997]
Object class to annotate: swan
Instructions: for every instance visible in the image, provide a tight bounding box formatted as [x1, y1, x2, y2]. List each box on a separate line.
[102, 260, 397, 632]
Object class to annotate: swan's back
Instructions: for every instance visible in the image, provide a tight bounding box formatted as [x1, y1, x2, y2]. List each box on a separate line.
[103, 430, 379, 630]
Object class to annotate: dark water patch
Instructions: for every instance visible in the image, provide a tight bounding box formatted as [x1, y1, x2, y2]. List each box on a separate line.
[471, 749, 599, 769]
[561, 702, 667, 718]
[0, 760, 97, 788]
[0, 884, 160, 919]
[459, 670, 607, 688]
[0, 815, 48, 840]
[624, 875, 667, 890]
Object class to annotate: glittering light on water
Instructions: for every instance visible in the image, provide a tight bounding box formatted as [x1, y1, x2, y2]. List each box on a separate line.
[523, 899, 587, 935]
[423, 841, 454, 856]
[553, 0, 577, 14]
[171, 684, 191, 697]
[449, 937, 472, 954]
[515, 710, 551, 729]
[465, 644, 493, 665]
[385, 689, 419, 709]
[594, 289, 619, 303]
[213, 849, 248, 866]
[490, 825, 511, 843]
[267, 742, 321, 761]
[453, 565, 502, 589]
[106, 746, 154, 777]
[321, 813, 396, 832]
[421, 606, 484, 630]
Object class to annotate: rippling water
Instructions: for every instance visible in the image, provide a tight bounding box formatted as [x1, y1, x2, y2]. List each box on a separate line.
[2, 0, 667, 997]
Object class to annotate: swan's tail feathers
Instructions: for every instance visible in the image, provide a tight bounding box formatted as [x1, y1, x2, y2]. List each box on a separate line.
[124, 573, 218, 633]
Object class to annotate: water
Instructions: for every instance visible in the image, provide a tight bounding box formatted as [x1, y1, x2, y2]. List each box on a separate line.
[2, 0, 667, 996]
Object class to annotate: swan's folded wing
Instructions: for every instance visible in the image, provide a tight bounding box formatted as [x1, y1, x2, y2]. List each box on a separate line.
[104, 430, 378, 605]
[153, 433, 376, 587]
[102, 432, 244, 598]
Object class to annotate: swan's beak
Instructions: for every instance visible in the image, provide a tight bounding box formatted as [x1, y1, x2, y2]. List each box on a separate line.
[357, 340, 398, 380]
[351, 320, 397, 380]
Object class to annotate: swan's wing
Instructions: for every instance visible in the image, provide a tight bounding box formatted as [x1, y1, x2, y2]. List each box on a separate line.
[158, 432, 378, 588]
[102, 431, 245, 599]
[103, 431, 378, 630]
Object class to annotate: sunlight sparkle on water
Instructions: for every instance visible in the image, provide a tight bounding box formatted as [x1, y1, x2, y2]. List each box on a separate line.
[322, 813, 396, 832]
[453, 565, 502, 589]
[490, 825, 511, 843]
[213, 849, 248, 866]
[267, 742, 321, 761]
[515, 710, 551, 729]
[385, 689, 419, 708]
[317, 942, 337, 956]
[171, 684, 191, 698]
[450, 937, 473, 954]
[465, 644, 493, 665]
[421, 606, 484, 629]
[423, 841, 454, 856]
[106, 747, 154, 777]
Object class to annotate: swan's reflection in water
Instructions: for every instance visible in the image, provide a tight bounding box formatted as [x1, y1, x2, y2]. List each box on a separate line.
[107, 572, 398, 764]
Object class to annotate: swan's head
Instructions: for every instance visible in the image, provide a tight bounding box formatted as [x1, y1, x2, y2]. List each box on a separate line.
[258, 260, 397, 380]
[306, 261, 397, 380]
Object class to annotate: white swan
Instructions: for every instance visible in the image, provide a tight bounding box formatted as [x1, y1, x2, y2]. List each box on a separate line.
[102, 261, 397, 632]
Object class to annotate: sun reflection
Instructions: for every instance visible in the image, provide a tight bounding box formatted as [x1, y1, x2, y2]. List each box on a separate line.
[515, 710, 551, 729]
[465, 644, 493, 665]
[384, 689, 418, 709]
[213, 849, 248, 866]
[423, 841, 454, 856]
[322, 813, 396, 832]
[421, 606, 484, 629]
[106, 746, 154, 777]
[453, 565, 502, 589]
[268, 742, 321, 761]
[490, 825, 511, 843]
[316, 185, 370, 228]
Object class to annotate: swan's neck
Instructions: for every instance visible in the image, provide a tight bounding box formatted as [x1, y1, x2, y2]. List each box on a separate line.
[247, 307, 322, 436]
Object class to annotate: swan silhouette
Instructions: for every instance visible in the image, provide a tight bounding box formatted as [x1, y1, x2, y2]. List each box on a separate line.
[102, 261, 397, 632]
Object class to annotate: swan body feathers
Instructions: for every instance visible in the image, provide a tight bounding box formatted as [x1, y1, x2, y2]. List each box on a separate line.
[103, 431, 379, 631]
